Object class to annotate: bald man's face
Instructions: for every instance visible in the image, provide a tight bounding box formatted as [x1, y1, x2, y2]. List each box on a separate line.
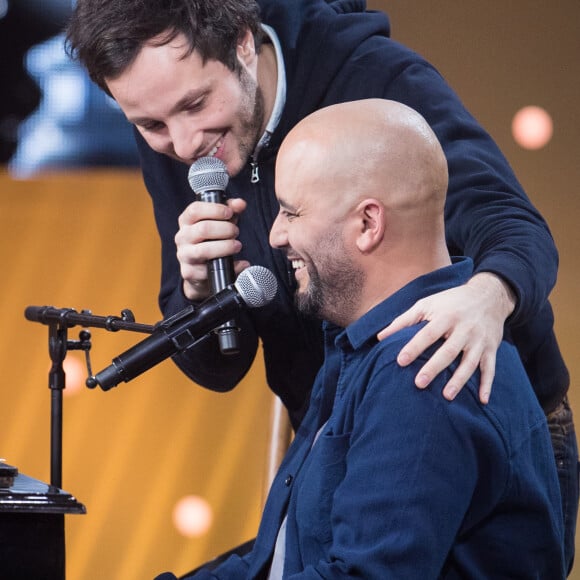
[269, 99, 449, 324]
[270, 155, 364, 325]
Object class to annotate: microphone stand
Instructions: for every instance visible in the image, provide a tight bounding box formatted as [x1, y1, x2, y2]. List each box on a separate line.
[25, 306, 154, 489]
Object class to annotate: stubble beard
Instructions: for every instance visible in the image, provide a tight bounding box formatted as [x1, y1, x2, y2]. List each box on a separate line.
[235, 66, 266, 173]
[295, 233, 365, 327]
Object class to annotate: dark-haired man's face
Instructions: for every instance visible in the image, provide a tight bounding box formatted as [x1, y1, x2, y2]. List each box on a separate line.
[106, 33, 265, 177]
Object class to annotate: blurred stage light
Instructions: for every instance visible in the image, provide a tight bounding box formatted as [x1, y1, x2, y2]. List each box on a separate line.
[44, 354, 86, 397]
[512, 105, 554, 150]
[63, 355, 86, 397]
[172, 495, 214, 538]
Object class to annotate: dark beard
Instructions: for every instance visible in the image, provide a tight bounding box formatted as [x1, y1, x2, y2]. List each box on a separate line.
[294, 267, 325, 319]
[237, 66, 265, 166]
[295, 248, 364, 327]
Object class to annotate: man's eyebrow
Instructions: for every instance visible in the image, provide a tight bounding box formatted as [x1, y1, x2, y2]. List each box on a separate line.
[277, 197, 299, 213]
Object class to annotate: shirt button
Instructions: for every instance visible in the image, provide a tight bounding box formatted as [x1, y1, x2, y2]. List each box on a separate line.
[284, 474, 293, 486]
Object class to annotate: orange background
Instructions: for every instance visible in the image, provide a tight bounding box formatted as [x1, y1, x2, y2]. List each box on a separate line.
[1, 1, 579, 578]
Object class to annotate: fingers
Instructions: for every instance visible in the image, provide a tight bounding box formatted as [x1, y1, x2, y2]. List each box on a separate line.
[410, 331, 472, 390]
[233, 260, 251, 277]
[179, 199, 230, 226]
[441, 349, 496, 403]
[182, 259, 251, 300]
[182, 268, 210, 301]
[476, 352, 496, 405]
[413, 338, 497, 405]
[376, 306, 425, 342]
[176, 198, 247, 301]
[394, 315, 452, 368]
[439, 345, 483, 400]
[227, 198, 247, 222]
[178, 198, 247, 228]
[176, 227, 242, 260]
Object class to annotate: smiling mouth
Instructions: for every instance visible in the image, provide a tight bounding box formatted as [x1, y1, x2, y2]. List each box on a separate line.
[207, 135, 225, 157]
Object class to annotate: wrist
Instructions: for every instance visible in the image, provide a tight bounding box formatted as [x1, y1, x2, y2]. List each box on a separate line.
[467, 272, 517, 321]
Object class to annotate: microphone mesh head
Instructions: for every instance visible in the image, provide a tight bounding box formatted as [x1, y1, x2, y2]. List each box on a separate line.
[188, 157, 229, 193]
[235, 266, 278, 308]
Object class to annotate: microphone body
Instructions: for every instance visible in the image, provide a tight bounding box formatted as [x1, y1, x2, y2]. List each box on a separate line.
[87, 266, 277, 391]
[188, 157, 239, 355]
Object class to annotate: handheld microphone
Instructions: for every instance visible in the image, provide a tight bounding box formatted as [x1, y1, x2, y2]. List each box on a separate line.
[86, 266, 277, 391]
[188, 156, 239, 355]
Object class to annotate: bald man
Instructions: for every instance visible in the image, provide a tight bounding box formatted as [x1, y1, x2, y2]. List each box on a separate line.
[157, 99, 564, 579]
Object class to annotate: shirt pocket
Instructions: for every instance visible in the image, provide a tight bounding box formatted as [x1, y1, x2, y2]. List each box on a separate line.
[295, 431, 350, 547]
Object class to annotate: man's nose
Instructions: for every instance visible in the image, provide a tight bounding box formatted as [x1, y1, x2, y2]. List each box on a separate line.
[169, 121, 204, 161]
[269, 213, 288, 249]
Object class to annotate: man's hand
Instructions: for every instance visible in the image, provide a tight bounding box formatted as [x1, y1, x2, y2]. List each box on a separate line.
[175, 197, 250, 301]
[377, 272, 516, 404]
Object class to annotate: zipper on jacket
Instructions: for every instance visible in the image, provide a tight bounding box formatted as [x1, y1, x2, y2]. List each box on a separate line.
[250, 160, 260, 183]
[248, 25, 286, 186]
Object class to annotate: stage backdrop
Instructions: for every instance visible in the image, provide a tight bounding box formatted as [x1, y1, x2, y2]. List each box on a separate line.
[0, 1, 579, 578]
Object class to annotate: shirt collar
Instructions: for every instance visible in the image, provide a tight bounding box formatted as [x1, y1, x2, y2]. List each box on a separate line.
[330, 257, 474, 351]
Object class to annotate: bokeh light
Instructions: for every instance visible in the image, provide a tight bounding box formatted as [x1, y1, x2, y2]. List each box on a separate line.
[63, 355, 87, 396]
[172, 495, 214, 538]
[46, 354, 86, 396]
[511, 105, 553, 150]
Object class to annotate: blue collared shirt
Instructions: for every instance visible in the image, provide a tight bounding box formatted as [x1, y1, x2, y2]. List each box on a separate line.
[200, 258, 565, 578]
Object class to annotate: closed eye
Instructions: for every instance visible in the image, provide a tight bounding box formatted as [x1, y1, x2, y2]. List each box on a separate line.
[276, 197, 301, 221]
[281, 209, 299, 222]
[185, 96, 206, 113]
[139, 120, 165, 132]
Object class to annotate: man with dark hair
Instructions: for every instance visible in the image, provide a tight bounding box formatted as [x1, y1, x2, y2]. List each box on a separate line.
[66, 1, 577, 571]
[157, 98, 565, 579]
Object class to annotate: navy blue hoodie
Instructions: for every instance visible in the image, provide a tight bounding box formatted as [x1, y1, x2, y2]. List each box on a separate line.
[136, 0, 568, 426]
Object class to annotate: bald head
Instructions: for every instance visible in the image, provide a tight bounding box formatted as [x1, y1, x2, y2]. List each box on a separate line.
[277, 98, 448, 217]
[270, 99, 452, 325]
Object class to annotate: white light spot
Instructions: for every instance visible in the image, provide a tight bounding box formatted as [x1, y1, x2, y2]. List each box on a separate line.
[172, 495, 213, 538]
[512, 106, 553, 150]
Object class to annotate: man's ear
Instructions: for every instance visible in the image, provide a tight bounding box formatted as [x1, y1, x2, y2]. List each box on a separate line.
[355, 199, 385, 253]
[236, 28, 256, 66]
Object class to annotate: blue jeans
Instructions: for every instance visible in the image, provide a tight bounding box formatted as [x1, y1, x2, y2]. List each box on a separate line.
[547, 396, 579, 576]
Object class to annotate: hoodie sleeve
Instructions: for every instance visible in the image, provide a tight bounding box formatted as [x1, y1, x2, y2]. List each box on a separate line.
[135, 130, 260, 392]
[304, 11, 558, 326]
[384, 59, 557, 327]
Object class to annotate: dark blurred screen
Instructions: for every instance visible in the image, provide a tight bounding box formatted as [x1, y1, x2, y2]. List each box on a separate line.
[0, 0, 138, 177]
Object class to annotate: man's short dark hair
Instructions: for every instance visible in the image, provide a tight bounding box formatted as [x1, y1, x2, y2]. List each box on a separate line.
[65, 0, 264, 94]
